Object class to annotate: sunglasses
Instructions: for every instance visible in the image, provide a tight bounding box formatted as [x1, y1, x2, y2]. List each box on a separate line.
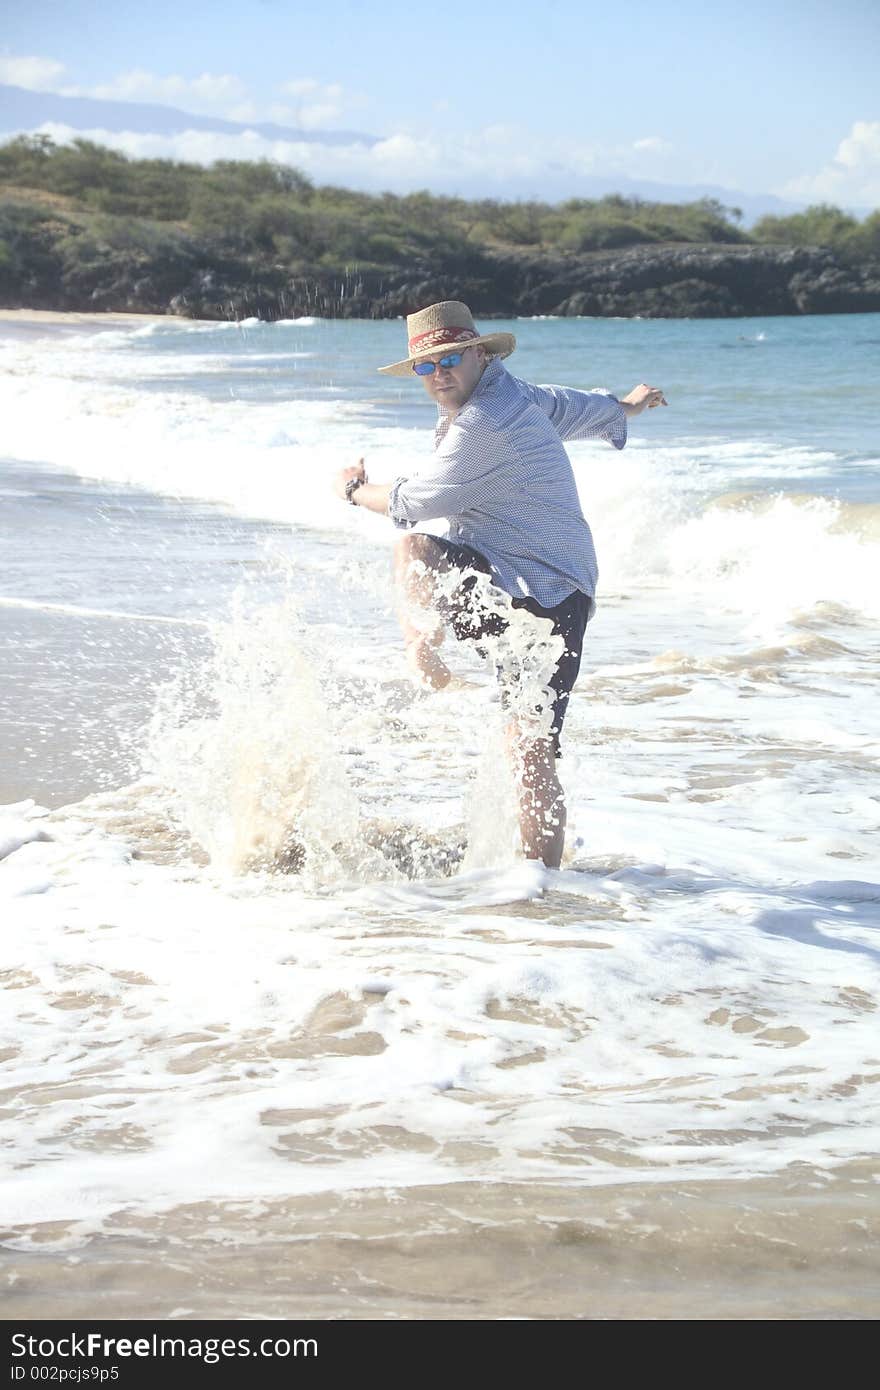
[412, 351, 468, 376]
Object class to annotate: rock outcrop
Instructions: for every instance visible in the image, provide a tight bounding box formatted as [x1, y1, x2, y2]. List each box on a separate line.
[156, 244, 880, 321]
[3, 219, 879, 320]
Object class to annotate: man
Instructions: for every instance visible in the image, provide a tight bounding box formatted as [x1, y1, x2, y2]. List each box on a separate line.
[333, 301, 666, 871]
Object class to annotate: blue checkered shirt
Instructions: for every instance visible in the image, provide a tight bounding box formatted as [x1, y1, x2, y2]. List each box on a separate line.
[388, 355, 627, 612]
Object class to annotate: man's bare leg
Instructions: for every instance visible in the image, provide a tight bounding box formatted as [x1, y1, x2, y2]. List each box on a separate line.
[394, 533, 453, 690]
[508, 731, 567, 869]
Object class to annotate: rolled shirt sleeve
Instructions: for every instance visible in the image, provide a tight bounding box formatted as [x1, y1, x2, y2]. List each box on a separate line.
[388, 492, 417, 529]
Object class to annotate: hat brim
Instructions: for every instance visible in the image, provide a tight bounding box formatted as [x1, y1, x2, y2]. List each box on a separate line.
[377, 331, 516, 377]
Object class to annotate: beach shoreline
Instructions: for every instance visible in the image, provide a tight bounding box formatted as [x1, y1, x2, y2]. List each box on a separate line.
[0, 308, 180, 326]
[5, 1168, 878, 1320]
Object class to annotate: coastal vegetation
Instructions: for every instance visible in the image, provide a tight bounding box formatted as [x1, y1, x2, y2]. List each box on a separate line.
[1, 135, 878, 318]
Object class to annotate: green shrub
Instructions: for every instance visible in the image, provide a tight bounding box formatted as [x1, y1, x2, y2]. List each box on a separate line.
[559, 215, 661, 252]
[855, 209, 880, 258]
[0, 136, 876, 276]
[753, 203, 862, 253]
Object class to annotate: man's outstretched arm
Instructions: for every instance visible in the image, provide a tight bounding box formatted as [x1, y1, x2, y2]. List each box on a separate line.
[512, 375, 667, 443]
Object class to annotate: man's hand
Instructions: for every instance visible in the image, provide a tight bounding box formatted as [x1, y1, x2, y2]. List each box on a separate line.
[332, 457, 393, 515]
[620, 384, 668, 417]
[333, 456, 366, 501]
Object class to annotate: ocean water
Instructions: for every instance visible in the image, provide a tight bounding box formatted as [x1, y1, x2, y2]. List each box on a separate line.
[1, 311, 879, 1320]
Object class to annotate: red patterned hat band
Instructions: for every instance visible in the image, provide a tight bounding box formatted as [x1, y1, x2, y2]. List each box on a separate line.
[408, 326, 479, 354]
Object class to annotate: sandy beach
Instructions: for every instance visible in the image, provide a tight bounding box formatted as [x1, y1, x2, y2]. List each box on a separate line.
[0, 308, 179, 326]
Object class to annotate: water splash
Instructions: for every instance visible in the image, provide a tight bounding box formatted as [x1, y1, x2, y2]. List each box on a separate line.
[145, 593, 370, 882]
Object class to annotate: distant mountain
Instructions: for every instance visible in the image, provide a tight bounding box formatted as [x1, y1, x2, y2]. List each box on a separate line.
[0, 81, 849, 223]
[0, 82, 379, 147]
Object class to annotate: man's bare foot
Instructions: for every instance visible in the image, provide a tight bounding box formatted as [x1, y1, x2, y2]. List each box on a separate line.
[407, 639, 452, 690]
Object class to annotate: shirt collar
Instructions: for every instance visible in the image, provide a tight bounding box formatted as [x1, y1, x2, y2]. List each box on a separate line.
[471, 353, 505, 401]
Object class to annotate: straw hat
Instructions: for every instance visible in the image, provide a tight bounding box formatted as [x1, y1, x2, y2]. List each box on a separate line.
[377, 301, 516, 376]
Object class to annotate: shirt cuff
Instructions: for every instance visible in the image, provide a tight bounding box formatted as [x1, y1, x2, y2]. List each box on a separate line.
[388, 477, 416, 529]
[608, 402, 627, 450]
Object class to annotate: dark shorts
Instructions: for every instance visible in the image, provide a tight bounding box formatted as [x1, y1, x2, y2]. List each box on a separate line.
[427, 536, 589, 757]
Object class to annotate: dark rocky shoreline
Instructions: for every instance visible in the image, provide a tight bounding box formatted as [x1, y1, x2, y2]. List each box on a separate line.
[4, 232, 880, 320]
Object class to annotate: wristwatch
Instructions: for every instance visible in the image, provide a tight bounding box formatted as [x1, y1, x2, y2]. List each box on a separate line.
[345, 476, 365, 505]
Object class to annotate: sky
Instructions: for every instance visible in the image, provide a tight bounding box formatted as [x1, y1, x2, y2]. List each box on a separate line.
[2, 0, 879, 207]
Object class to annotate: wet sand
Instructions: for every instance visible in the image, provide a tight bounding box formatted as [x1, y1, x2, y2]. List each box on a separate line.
[3, 1169, 878, 1320]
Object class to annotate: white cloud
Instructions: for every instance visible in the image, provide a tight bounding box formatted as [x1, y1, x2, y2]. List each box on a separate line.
[75, 70, 353, 130]
[0, 53, 67, 91]
[0, 51, 356, 129]
[633, 136, 671, 153]
[837, 120, 880, 173]
[78, 69, 251, 117]
[780, 120, 880, 207]
[0, 51, 252, 117]
[278, 79, 346, 130]
[281, 79, 321, 98]
[297, 103, 342, 131]
[13, 121, 666, 199]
